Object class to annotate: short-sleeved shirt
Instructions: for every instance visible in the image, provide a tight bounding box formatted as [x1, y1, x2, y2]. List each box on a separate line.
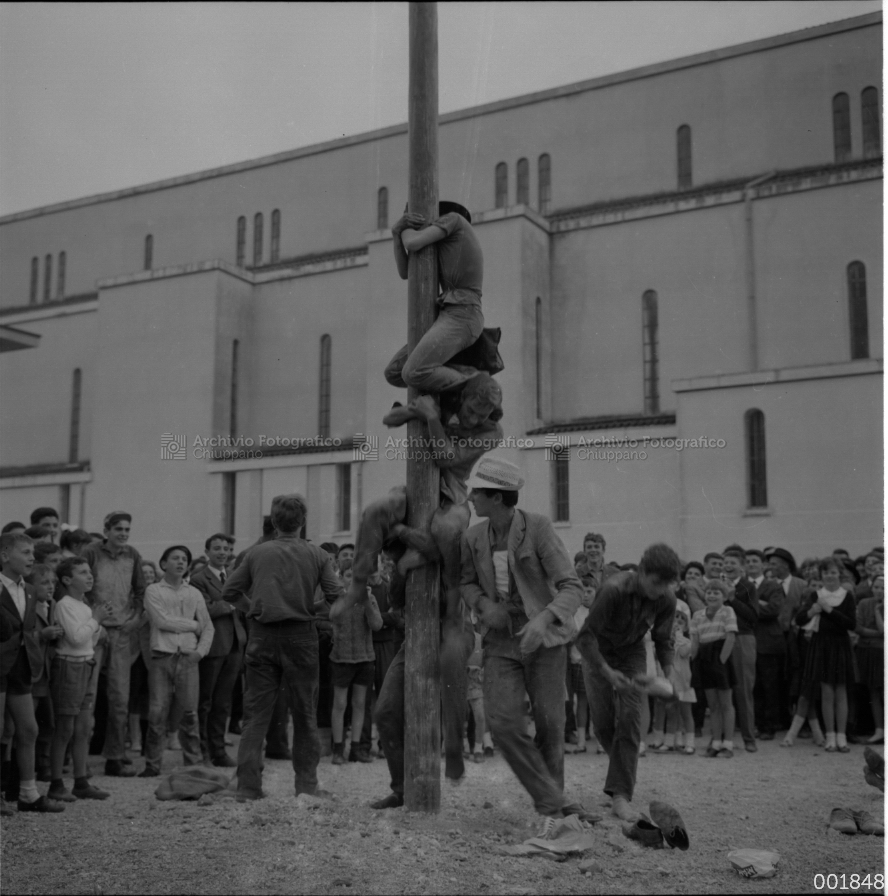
[691, 605, 738, 644]
[433, 212, 483, 307]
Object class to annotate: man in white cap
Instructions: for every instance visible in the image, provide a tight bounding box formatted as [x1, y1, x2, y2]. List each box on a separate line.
[460, 457, 588, 836]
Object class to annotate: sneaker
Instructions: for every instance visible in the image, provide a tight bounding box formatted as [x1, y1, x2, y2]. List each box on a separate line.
[105, 760, 138, 777]
[72, 784, 110, 800]
[535, 815, 559, 840]
[46, 785, 78, 803]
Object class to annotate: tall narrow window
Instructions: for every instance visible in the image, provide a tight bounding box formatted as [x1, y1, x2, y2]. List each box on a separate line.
[642, 290, 660, 414]
[862, 87, 881, 158]
[336, 463, 351, 532]
[57, 252, 66, 299]
[236, 216, 246, 267]
[253, 213, 263, 266]
[377, 187, 389, 230]
[43, 254, 52, 302]
[318, 334, 332, 438]
[495, 162, 508, 208]
[535, 297, 543, 419]
[69, 368, 82, 462]
[29, 257, 38, 304]
[677, 125, 692, 189]
[833, 93, 851, 162]
[847, 261, 869, 359]
[144, 234, 153, 270]
[230, 340, 239, 438]
[516, 158, 529, 205]
[552, 455, 569, 522]
[745, 410, 767, 508]
[222, 472, 236, 534]
[538, 154, 551, 214]
[270, 210, 281, 263]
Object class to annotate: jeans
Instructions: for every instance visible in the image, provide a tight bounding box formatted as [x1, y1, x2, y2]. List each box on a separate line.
[483, 645, 567, 817]
[198, 645, 243, 760]
[584, 647, 646, 801]
[384, 303, 484, 393]
[730, 633, 757, 742]
[102, 627, 132, 761]
[236, 622, 320, 797]
[145, 653, 202, 771]
[375, 623, 473, 796]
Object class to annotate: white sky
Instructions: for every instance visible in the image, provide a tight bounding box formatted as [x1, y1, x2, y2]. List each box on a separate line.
[0, 1, 881, 216]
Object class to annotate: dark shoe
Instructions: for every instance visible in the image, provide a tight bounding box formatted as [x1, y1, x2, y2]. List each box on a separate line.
[236, 789, 265, 802]
[705, 746, 720, 758]
[483, 746, 494, 758]
[864, 746, 884, 775]
[348, 747, 373, 764]
[852, 809, 885, 836]
[105, 760, 137, 778]
[120, 756, 133, 766]
[837, 743, 851, 753]
[212, 754, 238, 768]
[47, 785, 78, 803]
[622, 815, 664, 848]
[264, 750, 292, 761]
[758, 732, 774, 741]
[72, 784, 110, 800]
[565, 731, 578, 745]
[744, 740, 757, 753]
[649, 800, 690, 850]
[18, 795, 64, 813]
[798, 727, 813, 739]
[331, 752, 346, 766]
[717, 748, 734, 758]
[828, 807, 858, 835]
[137, 767, 160, 778]
[370, 793, 404, 810]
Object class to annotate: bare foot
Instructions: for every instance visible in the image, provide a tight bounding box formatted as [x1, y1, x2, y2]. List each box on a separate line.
[612, 795, 638, 822]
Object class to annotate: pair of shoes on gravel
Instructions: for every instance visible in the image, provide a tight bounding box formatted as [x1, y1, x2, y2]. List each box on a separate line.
[829, 808, 884, 836]
[49, 784, 109, 802]
[622, 800, 690, 850]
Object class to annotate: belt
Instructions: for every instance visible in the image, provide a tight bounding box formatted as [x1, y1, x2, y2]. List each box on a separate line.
[53, 655, 93, 664]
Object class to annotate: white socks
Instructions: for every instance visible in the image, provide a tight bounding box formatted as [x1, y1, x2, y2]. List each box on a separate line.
[19, 780, 39, 803]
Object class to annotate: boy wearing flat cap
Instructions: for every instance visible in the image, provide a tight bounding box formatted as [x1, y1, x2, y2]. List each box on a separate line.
[81, 511, 146, 777]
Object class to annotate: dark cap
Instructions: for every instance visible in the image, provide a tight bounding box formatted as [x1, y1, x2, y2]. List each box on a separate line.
[103, 511, 132, 529]
[764, 547, 797, 575]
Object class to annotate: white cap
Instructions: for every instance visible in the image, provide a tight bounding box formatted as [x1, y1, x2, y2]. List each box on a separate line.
[465, 457, 525, 491]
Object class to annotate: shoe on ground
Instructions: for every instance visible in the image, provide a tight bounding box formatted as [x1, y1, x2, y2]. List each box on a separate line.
[758, 732, 775, 741]
[348, 747, 373, 764]
[705, 746, 720, 758]
[331, 753, 346, 766]
[137, 767, 160, 778]
[867, 730, 885, 745]
[612, 795, 638, 822]
[46, 785, 78, 803]
[212, 754, 238, 768]
[797, 728, 813, 739]
[852, 809, 885, 836]
[370, 793, 404, 810]
[535, 815, 559, 840]
[864, 746, 884, 775]
[682, 746, 696, 755]
[622, 815, 665, 848]
[105, 760, 137, 777]
[472, 752, 484, 763]
[72, 784, 110, 800]
[717, 748, 734, 758]
[837, 743, 851, 753]
[744, 740, 758, 752]
[265, 750, 292, 761]
[654, 743, 672, 754]
[483, 746, 494, 758]
[780, 737, 793, 748]
[18, 795, 64, 813]
[649, 800, 690, 850]
[565, 732, 578, 745]
[236, 790, 266, 802]
[828, 808, 858, 835]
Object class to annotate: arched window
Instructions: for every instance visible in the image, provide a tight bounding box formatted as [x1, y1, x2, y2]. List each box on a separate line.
[495, 162, 508, 208]
[57, 251, 66, 299]
[43, 254, 52, 302]
[253, 213, 263, 266]
[29, 257, 38, 304]
[230, 339, 240, 438]
[535, 297, 543, 419]
[318, 334, 332, 438]
[236, 216, 246, 267]
[538, 154, 551, 215]
[642, 290, 659, 414]
[677, 125, 692, 189]
[862, 87, 881, 158]
[833, 93, 851, 163]
[377, 187, 389, 230]
[144, 235, 153, 270]
[847, 261, 869, 360]
[516, 158, 529, 205]
[69, 368, 82, 463]
[270, 210, 281, 263]
[744, 409, 767, 508]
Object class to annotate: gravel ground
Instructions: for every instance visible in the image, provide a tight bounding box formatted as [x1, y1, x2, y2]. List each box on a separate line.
[1, 737, 884, 895]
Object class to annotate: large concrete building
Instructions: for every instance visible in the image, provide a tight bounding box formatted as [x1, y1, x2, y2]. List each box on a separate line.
[0, 12, 882, 563]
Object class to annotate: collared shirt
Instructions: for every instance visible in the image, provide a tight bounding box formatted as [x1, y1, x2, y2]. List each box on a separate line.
[54, 595, 101, 658]
[691, 605, 738, 644]
[750, 575, 764, 589]
[81, 541, 146, 625]
[145, 579, 214, 657]
[0, 572, 26, 620]
[581, 571, 676, 669]
[206, 565, 227, 584]
[780, 574, 791, 596]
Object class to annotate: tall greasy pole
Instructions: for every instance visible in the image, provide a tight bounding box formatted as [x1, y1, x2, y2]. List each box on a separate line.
[404, 0, 441, 814]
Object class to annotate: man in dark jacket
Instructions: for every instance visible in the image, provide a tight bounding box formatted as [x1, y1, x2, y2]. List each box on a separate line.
[723, 546, 759, 751]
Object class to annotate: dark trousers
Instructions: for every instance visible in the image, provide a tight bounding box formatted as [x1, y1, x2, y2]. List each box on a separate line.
[360, 639, 399, 749]
[754, 652, 786, 735]
[375, 625, 472, 796]
[483, 644, 567, 817]
[236, 622, 320, 797]
[316, 630, 334, 729]
[198, 644, 243, 760]
[585, 646, 646, 801]
[267, 685, 291, 755]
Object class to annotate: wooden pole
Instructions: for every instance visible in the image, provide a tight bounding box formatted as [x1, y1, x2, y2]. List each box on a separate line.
[404, 0, 440, 814]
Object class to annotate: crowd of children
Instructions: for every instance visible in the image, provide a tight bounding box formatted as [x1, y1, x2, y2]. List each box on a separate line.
[0, 505, 883, 817]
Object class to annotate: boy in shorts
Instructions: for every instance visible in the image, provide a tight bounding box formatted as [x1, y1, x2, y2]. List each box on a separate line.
[48, 557, 112, 801]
